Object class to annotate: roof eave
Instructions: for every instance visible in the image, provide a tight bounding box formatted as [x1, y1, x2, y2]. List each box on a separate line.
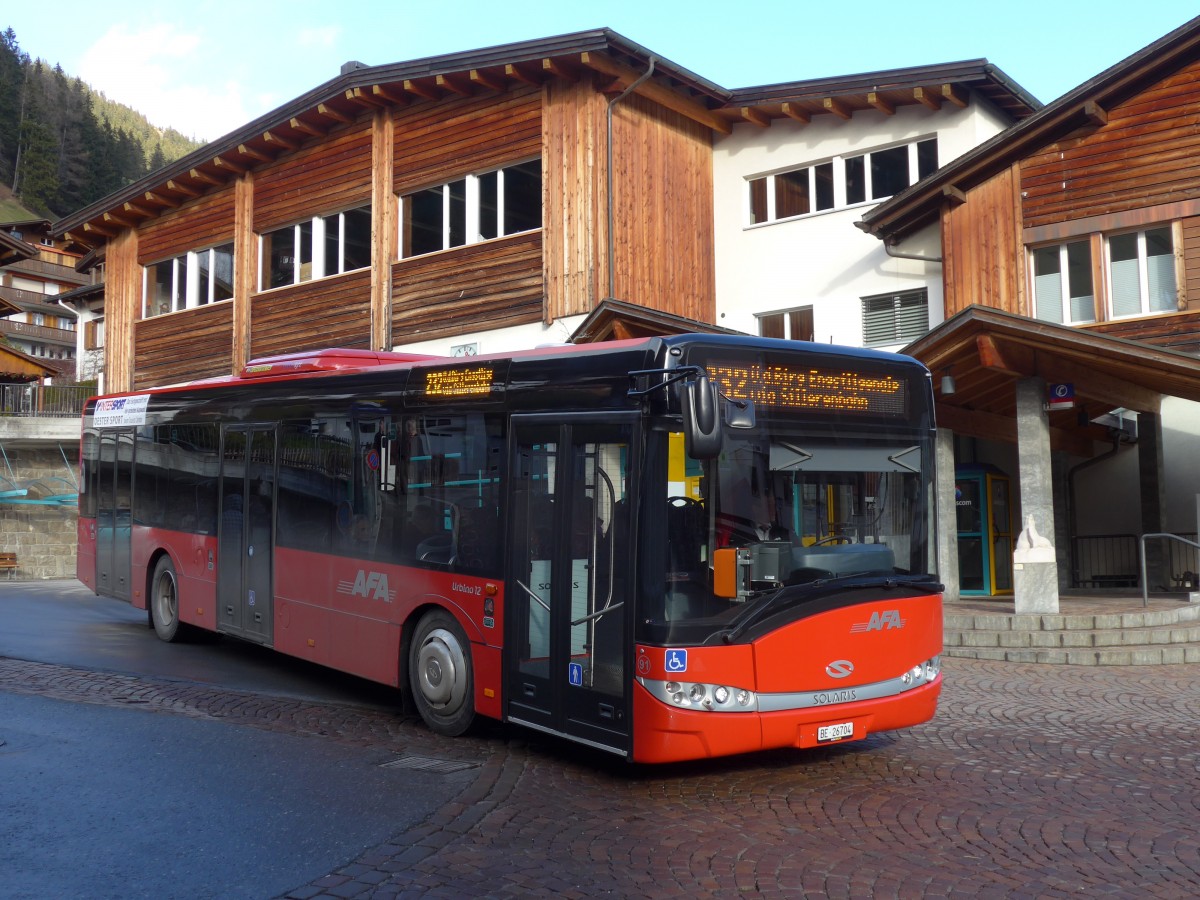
[861, 14, 1200, 242]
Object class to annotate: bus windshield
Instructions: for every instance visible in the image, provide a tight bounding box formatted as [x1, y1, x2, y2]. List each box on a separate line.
[639, 422, 933, 646]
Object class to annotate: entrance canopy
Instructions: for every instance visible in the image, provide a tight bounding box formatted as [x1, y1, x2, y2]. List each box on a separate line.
[905, 306, 1200, 458]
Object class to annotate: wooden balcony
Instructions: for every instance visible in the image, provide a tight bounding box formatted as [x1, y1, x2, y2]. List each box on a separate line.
[0, 318, 76, 347]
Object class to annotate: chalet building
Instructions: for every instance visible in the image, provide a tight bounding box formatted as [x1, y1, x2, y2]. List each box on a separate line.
[712, 62, 1038, 349]
[0, 218, 86, 375]
[50, 30, 1037, 396]
[860, 15, 1200, 605]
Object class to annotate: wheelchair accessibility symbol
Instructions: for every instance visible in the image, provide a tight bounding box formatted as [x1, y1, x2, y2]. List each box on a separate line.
[665, 649, 688, 673]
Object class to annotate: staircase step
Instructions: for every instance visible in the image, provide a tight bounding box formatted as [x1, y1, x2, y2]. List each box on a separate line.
[942, 602, 1200, 665]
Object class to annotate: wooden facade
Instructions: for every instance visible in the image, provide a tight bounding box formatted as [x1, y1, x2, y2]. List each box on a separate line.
[61, 31, 1036, 392]
[921, 29, 1200, 352]
[79, 41, 724, 392]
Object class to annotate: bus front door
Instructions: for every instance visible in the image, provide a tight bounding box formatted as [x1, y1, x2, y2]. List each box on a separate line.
[506, 416, 635, 757]
[95, 429, 133, 601]
[217, 426, 277, 644]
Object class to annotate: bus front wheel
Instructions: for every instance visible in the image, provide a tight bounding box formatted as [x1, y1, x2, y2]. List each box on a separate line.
[409, 610, 475, 736]
[150, 556, 184, 643]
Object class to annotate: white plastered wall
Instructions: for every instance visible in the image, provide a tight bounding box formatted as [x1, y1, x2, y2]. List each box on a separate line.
[712, 97, 1013, 350]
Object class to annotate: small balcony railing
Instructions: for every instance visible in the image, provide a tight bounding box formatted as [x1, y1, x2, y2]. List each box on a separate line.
[0, 383, 92, 418]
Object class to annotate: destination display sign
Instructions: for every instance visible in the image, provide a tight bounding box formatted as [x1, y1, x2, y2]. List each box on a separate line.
[418, 365, 499, 400]
[706, 361, 907, 417]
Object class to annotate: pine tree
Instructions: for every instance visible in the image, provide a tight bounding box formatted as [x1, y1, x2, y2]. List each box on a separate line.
[0, 28, 26, 185]
[14, 61, 60, 215]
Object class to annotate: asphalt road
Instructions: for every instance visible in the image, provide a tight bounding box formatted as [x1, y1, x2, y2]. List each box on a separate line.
[0, 580, 401, 708]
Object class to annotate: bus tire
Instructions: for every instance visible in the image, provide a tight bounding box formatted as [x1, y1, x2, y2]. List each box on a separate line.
[150, 556, 184, 643]
[409, 610, 475, 736]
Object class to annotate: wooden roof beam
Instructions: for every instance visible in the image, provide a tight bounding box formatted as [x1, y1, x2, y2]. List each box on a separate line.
[372, 84, 409, 106]
[188, 168, 223, 186]
[914, 86, 941, 110]
[237, 144, 274, 163]
[345, 86, 386, 108]
[166, 179, 200, 198]
[739, 106, 771, 128]
[579, 52, 731, 134]
[941, 83, 968, 108]
[822, 97, 852, 120]
[435, 73, 473, 96]
[289, 116, 325, 137]
[82, 222, 116, 238]
[316, 103, 352, 124]
[142, 191, 179, 209]
[102, 211, 135, 229]
[781, 102, 810, 124]
[505, 62, 543, 85]
[867, 92, 895, 115]
[942, 185, 968, 207]
[469, 68, 507, 92]
[263, 130, 299, 150]
[977, 334, 1034, 376]
[1082, 101, 1108, 127]
[542, 57, 578, 83]
[403, 78, 442, 101]
[122, 200, 154, 219]
[212, 156, 246, 176]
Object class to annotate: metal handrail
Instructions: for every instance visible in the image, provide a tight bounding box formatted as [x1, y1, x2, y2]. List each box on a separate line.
[1139, 532, 1200, 606]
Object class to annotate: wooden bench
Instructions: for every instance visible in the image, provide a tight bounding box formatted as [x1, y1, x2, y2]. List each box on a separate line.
[0, 552, 17, 578]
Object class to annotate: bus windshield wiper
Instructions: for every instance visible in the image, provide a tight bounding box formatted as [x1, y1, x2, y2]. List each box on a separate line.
[718, 572, 941, 644]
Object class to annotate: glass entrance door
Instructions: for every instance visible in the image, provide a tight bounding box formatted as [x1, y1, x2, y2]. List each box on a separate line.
[218, 426, 277, 643]
[506, 415, 635, 754]
[95, 429, 133, 600]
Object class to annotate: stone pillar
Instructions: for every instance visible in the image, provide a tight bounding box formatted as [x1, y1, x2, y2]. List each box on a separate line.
[1138, 411, 1169, 592]
[1013, 377, 1059, 613]
[935, 427, 959, 602]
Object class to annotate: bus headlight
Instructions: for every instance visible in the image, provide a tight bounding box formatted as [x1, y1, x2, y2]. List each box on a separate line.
[638, 677, 758, 712]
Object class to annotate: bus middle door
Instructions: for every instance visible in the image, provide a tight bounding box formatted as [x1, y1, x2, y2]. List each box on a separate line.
[506, 414, 635, 756]
[217, 425, 277, 644]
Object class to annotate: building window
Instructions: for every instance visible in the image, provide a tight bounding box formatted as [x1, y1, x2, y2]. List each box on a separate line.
[749, 138, 936, 226]
[1032, 240, 1095, 324]
[401, 159, 542, 258]
[861, 289, 929, 348]
[758, 306, 814, 341]
[144, 243, 234, 318]
[749, 164, 834, 224]
[1108, 227, 1177, 319]
[259, 204, 372, 290]
[85, 318, 105, 350]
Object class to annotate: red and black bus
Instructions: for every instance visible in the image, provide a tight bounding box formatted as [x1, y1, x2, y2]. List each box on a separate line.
[78, 334, 942, 763]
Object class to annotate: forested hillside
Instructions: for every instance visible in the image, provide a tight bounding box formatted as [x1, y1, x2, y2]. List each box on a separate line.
[0, 27, 204, 221]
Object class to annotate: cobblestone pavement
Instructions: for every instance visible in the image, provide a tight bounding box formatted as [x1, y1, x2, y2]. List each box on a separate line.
[2, 655, 1198, 899]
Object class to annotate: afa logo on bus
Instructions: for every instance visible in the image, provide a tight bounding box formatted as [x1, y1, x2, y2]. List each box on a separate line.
[337, 570, 396, 602]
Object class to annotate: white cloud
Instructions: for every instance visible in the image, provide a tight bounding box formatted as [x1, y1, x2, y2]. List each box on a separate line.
[77, 23, 255, 141]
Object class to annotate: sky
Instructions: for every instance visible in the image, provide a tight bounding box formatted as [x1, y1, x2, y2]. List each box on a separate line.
[6, 2, 1199, 143]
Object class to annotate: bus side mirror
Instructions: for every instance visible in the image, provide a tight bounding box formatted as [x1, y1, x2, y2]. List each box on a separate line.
[682, 375, 722, 459]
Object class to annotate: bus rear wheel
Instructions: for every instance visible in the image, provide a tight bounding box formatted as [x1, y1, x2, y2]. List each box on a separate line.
[150, 556, 185, 643]
[409, 610, 475, 736]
